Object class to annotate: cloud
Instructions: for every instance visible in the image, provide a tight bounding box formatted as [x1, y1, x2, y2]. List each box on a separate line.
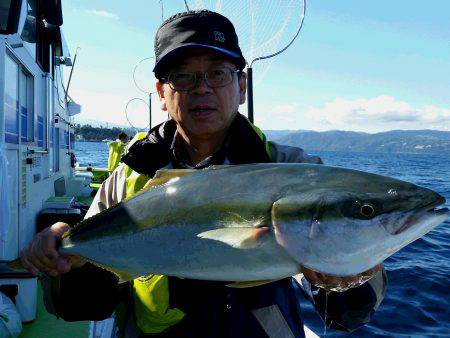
[272, 103, 296, 115]
[269, 103, 299, 123]
[305, 96, 450, 130]
[86, 10, 119, 20]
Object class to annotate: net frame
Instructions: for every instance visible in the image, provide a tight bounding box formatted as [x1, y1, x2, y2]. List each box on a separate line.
[125, 98, 151, 132]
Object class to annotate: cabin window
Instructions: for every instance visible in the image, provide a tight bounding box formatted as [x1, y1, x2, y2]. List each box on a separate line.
[20, 0, 37, 60]
[4, 53, 35, 145]
[4, 53, 19, 144]
[0, 1, 11, 31]
[36, 75, 46, 148]
[0, 0, 21, 34]
[37, 107, 45, 147]
[19, 69, 34, 143]
[55, 66, 65, 108]
[53, 127, 60, 172]
[48, 78, 53, 148]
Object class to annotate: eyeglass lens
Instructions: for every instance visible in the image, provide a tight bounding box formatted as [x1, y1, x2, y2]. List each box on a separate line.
[169, 68, 234, 91]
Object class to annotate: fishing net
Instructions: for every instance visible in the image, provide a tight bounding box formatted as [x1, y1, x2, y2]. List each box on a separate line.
[133, 57, 156, 95]
[185, 0, 305, 84]
[126, 57, 159, 131]
[125, 97, 150, 132]
[127, 0, 305, 128]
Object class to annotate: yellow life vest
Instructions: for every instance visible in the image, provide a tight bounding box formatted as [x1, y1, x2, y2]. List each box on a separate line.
[123, 132, 185, 335]
[121, 125, 272, 334]
[247, 120, 273, 161]
[107, 141, 126, 172]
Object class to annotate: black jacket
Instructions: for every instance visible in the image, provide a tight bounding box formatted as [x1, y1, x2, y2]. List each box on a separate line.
[44, 114, 386, 337]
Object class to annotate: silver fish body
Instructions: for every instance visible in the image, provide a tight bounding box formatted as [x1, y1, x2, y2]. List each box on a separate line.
[61, 163, 448, 281]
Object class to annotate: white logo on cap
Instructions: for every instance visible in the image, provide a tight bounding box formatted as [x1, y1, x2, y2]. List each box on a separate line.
[214, 31, 225, 43]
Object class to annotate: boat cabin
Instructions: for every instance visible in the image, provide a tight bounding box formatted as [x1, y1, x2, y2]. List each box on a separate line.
[0, 0, 82, 324]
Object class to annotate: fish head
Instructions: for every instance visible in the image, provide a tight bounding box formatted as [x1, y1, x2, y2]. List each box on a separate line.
[272, 167, 449, 276]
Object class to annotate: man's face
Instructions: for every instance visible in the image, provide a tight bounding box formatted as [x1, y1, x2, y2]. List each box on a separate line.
[156, 49, 247, 140]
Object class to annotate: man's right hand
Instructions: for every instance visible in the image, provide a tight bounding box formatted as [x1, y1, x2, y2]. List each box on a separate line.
[20, 222, 86, 277]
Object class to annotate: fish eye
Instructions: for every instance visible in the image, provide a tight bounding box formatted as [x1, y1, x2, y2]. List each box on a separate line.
[360, 203, 376, 218]
[342, 199, 379, 220]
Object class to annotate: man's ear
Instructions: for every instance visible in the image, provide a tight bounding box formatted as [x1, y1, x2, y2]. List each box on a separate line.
[156, 81, 167, 111]
[239, 72, 247, 105]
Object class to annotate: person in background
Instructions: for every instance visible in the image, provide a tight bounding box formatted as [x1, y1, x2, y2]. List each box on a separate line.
[107, 132, 129, 173]
[20, 10, 387, 338]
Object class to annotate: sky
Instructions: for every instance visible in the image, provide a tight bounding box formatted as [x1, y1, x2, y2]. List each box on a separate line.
[62, 0, 450, 133]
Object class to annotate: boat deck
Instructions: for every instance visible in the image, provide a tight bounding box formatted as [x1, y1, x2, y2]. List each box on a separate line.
[20, 283, 89, 338]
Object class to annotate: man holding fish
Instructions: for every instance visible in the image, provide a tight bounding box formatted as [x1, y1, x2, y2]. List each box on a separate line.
[20, 10, 398, 338]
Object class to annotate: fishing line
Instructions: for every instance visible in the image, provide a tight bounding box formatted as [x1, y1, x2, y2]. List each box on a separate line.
[323, 290, 330, 337]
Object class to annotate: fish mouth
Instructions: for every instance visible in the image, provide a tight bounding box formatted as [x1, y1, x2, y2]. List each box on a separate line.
[393, 195, 448, 235]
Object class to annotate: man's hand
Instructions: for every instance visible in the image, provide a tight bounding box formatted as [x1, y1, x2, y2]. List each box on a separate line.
[299, 264, 383, 292]
[20, 222, 86, 277]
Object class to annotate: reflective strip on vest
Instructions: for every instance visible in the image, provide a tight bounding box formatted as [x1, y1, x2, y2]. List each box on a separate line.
[124, 163, 185, 334]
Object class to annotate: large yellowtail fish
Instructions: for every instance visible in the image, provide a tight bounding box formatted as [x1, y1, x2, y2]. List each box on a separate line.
[50, 163, 449, 283]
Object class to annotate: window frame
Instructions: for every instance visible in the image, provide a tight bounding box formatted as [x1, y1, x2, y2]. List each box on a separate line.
[19, 67, 35, 143]
[4, 48, 36, 146]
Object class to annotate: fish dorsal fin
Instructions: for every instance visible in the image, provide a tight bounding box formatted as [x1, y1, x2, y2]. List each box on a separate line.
[153, 168, 197, 180]
[143, 169, 197, 190]
[144, 166, 227, 191]
[197, 227, 270, 249]
[226, 279, 282, 288]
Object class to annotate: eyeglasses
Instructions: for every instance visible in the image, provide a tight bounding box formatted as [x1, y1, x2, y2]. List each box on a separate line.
[162, 67, 241, 92]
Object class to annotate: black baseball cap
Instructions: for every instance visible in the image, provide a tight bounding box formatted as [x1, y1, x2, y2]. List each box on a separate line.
[153, 10, 246, 78]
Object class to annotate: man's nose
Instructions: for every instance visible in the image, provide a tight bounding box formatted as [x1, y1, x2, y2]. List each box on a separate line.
[191, 74, 213, 94]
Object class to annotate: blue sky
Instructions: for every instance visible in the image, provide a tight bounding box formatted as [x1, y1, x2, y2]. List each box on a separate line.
[63, 0, 450, 132]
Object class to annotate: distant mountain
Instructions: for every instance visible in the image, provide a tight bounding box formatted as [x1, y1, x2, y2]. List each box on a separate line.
[265, 129, 450, 154]
[74, 124, 136, 142]
[263, 130, 301, 140]
[73, 117, 130, 129]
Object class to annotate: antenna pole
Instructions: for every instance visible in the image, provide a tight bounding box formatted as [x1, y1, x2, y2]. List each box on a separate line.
[247, 66, 254, 123]
[65, 47, 80, 102]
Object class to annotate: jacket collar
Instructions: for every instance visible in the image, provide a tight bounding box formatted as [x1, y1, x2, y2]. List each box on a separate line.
[121, 113, 271, 177]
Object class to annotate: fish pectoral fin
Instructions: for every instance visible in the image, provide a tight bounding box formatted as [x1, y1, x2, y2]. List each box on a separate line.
[197, 227, 270, 249]
[226, 279, 282, 288]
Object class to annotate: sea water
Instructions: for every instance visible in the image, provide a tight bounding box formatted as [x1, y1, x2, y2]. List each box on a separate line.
[73, 142, 450, 337]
